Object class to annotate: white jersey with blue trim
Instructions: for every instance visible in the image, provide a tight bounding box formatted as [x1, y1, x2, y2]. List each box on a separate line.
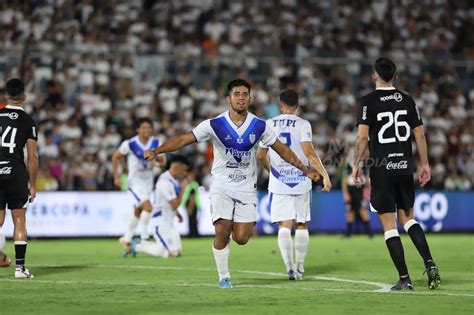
[262, 114, 312, 195]
[118, 135, 160, 183]
[153, 170, 180, 224]
[192, 111, 277, 200]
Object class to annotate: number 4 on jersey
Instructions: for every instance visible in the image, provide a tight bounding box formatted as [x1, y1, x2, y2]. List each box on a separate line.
[377, 110, 410, 144]
[0, 126, 17, 153]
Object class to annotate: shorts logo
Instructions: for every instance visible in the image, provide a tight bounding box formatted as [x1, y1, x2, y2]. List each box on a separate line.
[249, 133, 256, 144]
[0, 166, 12, 174]
[380, 93, 403, 102]
[386, 160, 408, 170]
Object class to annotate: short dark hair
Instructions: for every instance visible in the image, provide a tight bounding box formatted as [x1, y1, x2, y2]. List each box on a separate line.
[168, 154, 190, 168]
[134, 117, 153, 129]
[374, 57, 396, 82]
[6, 78, 25, 99]
[226, 79, 251, 96]
[279, 89, 299, 107]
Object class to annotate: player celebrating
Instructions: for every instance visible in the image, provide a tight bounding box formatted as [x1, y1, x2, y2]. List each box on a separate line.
[341, 148, 372, 238]
[130, 155, 189, 258]
[112, 118, 164, 253]
[0, 79, 38, 278]
[352, 57, 440, 290]
[145, 79, 320, 288]
[258, 89, 331, 280]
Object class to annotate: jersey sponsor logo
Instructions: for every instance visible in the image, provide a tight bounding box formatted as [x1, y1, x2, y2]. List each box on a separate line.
[228, 170, 247, 182]
[388, 153, 404, 158]
[0, 166, 12, 174]
[226, 161, 251, 168]
[380, 93, 403, 102]
[225, 148, 252, 163]
[0, 112, 19, 120]
[270, 166, 306, 187]
[362, 106, 367, 120]
[386, 160, 408, 170]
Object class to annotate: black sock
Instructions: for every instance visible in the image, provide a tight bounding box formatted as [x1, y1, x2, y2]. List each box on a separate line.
[407, 223, 433, 266]
[385, 236, 409, 278]
[363, 221, 373, 237]
[15, 242, 27, 267]
[345, 223, 353, 236]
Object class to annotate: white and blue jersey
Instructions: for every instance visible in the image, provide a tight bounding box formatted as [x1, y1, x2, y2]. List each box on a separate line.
[153, 170, 181, 224]
[192, 111, 277, 202]
[261, 114, 313, 195]
[119, 135, 160, 204]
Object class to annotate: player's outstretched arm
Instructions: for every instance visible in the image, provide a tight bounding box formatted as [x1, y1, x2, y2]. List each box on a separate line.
[26, 139, 38, 202]
[270, 139, 319, 182]
[413, 125, 431, 187]
[352, 125, 369, 188]
[257, 148, 270, 172]
[145, 131, 197, 161]
[301, 142, 331, 192]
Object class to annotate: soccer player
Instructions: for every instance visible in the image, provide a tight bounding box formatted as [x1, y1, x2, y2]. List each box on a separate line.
[130, 155, 189, 258]
[144, 79, 320, 288]
[112, 118, 164, 253]
[257, 89, 331, 280]
[352, 57, 441, 290]
[341, 148, 372, 238]
[0, 79, 38, 278]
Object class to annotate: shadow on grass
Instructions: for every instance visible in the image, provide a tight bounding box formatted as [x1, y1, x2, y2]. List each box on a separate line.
[28, 265, 91, 276]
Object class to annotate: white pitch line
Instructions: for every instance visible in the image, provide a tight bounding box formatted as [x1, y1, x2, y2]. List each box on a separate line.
[2, 263, 472, 298]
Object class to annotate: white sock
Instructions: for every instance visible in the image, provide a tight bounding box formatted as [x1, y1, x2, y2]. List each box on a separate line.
[213, 244, 230, 281]
[123, 215, 139, 243]
[136, 240, 167, 258]
[278, 227, 294, 272]
[0, 227, 5, 252]
[140, 211, 151, 240]
[294, 229, 309, 273]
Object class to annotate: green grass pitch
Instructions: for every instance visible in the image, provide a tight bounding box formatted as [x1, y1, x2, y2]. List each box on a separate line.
[0, 234, 473, 314]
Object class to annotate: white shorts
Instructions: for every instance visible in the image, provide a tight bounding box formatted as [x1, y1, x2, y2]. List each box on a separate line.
[153, 223, 181, 256]
[128, 181, 153, 207]
[269, 191, 311, 223]
[210, 190, 257, 223]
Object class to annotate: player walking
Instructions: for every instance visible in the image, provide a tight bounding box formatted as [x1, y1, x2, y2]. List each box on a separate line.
[0, 79, 38, 278]
[258, 89, 331, 280]
[145, 79, 320, 288]
[352, 58, 440, 290]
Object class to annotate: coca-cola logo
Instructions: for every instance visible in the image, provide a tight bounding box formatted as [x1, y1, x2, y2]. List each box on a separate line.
[386, 160, 408, 170]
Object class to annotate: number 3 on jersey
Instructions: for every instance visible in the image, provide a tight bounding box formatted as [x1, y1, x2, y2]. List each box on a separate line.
[279, 132, 292, 147]
[0, 126, 17, 153]
[377, 110, 410, 144]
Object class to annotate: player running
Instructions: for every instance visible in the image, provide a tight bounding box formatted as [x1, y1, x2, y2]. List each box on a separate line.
[258, 89, 331, 280]
[145, 79, 320, 289]
[352, 57, 440, 290]
[113, 118, 164, 254]
[0, 79, 38, 278]
[129, 155, 189, 258]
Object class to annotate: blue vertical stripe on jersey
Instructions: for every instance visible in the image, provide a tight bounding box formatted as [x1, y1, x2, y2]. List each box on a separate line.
[155, 226, 170, 251]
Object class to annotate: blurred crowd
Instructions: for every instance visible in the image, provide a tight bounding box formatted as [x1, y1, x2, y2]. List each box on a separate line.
[0, 0, 472, 191]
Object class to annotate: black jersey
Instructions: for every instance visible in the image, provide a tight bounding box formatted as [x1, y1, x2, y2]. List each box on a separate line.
[0, 105, 37, 168]
[357, 87, 422, 177]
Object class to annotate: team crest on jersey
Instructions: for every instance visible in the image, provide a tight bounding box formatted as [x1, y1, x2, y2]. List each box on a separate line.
[9, 113, 18, 120]
[249, 133, 256, 144]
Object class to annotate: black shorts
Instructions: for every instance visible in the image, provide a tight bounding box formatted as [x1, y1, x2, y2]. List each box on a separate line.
[370, 175, 414, 214]
[0, 164, 29, 210]
[347, 185, 363, 212]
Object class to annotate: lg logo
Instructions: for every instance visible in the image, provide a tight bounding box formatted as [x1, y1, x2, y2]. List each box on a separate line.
[414, 193, 448, 232]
